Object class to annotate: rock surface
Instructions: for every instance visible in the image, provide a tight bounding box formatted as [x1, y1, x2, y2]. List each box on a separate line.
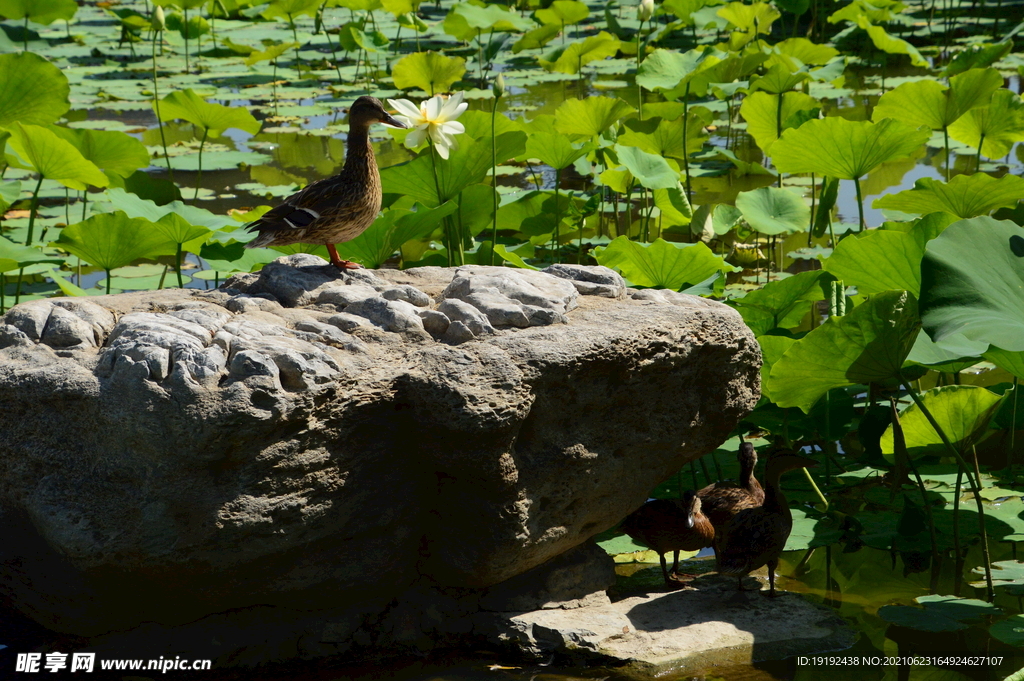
[484, 573, 855, 678]
[0, 256, 760, 664]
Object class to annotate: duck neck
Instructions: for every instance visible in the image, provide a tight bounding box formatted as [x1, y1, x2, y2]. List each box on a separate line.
[761, 464, 791, 519]
[342, 123, 376, 179]
[740, 458, 757, 491]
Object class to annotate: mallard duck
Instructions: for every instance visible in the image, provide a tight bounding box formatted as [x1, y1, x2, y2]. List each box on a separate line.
[245, 96, 407, 269]
[620, 490, 715, 586]
[698, 441, 765, 534]
[715, 450, 817, 596]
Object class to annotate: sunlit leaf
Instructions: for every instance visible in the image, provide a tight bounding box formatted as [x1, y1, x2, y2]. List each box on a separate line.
[872, 68, 1003, 130]
[771, 116, 930, 179]
[52, 211, 173, 272]
[47, 126, 151, 179]
[948, 89, 1024, 160]
[919, 217, 1024, 352]
[0, 52, 68, 127]
[735, 186, 809, 234]
[731, 269, 835, 336]
[334, 201, 458, 268]
[768, 290, 920, 412]
[740, 91, 818, 154]
[594, 236, 735, 290]
[156, 89, 261, 137]
[0, 0, 77, 24]
[554, 96, 634, 138]
[539, 31, 620, 74]
[856, 16, 927, 67]
[391, 51, 466, 94]
[535, 0, 589, 26]
[5, 123, 107, 191]
[525, 133, 593, 170]
[823, 227, 925, 295]
[874, 174, 1024, 219]
[613, 144, 680, 189]
[881, 385, 1002, 459]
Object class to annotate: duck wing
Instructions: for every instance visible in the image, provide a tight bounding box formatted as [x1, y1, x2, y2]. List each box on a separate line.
[246, 177, 367, 247]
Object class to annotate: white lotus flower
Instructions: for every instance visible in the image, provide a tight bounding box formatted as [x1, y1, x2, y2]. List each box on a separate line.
[638, 0, 654, 21]
[387, 92, 468, 160]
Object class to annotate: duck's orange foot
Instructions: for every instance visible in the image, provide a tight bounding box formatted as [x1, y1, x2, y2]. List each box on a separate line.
[332, 259, 363, 270]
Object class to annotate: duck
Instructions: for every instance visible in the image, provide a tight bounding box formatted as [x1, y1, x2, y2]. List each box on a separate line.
[245, 96, 407, 270]
[698, 441, 765, 538]
[620, 490, 715, 586]
[714, 449, 817, 596]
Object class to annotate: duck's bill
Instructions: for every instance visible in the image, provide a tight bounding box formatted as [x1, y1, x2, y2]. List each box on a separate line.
[381, 112, 409, 129]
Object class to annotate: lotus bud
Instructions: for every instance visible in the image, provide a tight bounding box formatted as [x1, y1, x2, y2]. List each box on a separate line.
[638, 0, 654, 21]
[152, 5, 165, 31]
[492, 73, 506, 99]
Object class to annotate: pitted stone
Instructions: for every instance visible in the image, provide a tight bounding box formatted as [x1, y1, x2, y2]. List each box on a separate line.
[381, 285, 431, 307]
[542, 264, 626, 299]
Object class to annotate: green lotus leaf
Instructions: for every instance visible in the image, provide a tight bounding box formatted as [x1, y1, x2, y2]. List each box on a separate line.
[771, 116, 930, 179]
[757, 334, 797, 401]
[151, 213, 213, 248]
[199, 241, 279, 274]
[104, 188, 238, 230]
[5, 122, 108, 191]
[905, 330, 986, 368]
[731, 269, 836, 336]
[768, 290, 920, 412]
[942, 41, 1014, 77]
[539, 31, 620, 74]
[613, 144, 680, 190]
[774, 38, 839, 65]
[0, 0, 77, 24]
[747, 63, 811, 94]
[0, 52, 68, 127]
[985, 347, 1024, 380]
[47, 126, 151, 179]
[636, 47, 714, 92]
[53, 211, 173, 272]
[156, 89, 261, 138]
[828, 0, 906, 23]
[717, 1, 780, 48]
[244, 42, 299, 66]
[873, 174, 1024, 219]
[512, 23, 562, 52]
[856, 17, 927, 67]
[382, 0, 418, 15]
[554, 96, 634, 139]
[735, 186, 809, 234]
[261, 0, 322, 20]
[872, 68, 1002, 130]
[535, 0, 589, 26]
[444, 2, 532, 40]
[880, 594, 1000, 632]
[919, 217, 1024, 352]
[740, 91, 818, 154]
[525, 133, 594, 170]
[382, 131, 527, 206]
[334, 201, 458, 268]
[653, 183, 692, 227]
[594, 236, 734, 290]
[391, 51, 466, 94]
[0, 235, 65, 274]
[334, 0, 383, 11]
[619, 112, 708, 160]
[823, 228, 924, 295]
[990, 614, 1024, 648]
[881, 385, 1002, 459]
[662, 0, 715, 23]
[0, 179, 19, 215]
[948, 89, 1024, 160]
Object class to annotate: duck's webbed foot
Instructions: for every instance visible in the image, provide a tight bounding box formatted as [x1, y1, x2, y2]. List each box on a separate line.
[326, 244, 364, 270]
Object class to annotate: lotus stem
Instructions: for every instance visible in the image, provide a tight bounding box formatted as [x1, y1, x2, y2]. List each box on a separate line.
[977, 133, 985, 173]
[943, 126, 950, 181]
[1010, 377, 1019, 480]
[953, 465, 964, 596]
[14, 269, 22, 305]
[682, 82, 692, 202]
[175, 243, 184, 288]
[194, 128, 209, 202]
[490, 95, 499, 265]
[854, 176, 865, 231]
[973, 445, 995, 601]
[152, 28, 174, 179]
[184, 7, 190, 73]
[553, 167, 562, 263]
[105, 268, 111, 295]
[0, 273, 5, 313]
[802, 467, 828, 510]
[24, 175, 44, 246]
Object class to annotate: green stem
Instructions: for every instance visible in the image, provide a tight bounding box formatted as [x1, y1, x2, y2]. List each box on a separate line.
[943, 125, 950, 182]
[776, 93, 784, 188]
[22, 15, 27, 50]
[152, 29, 174, 179]
[854, 176, 865, 231]
[553, 167, 562, 263]
[194, 128, 209, 202]
[490, 96, 499, 265]
[802, 467, 828, 510]
[14, 269, 22, 306]
[953, 465, 964, 596]
[427, 141, 453, 266]
[105, 268, 111, 295]
[977, 133, 985, 173]
[1010, 377, 1019, 480]
[272, 60, 279, 117]
[682, 83, 692, 202]
[972, 445, 995, 602]
[175, 243, 184, 288]
[0, 272, 4, 313]
[24, 175, 44, 246]
[184, 7, 190, 73]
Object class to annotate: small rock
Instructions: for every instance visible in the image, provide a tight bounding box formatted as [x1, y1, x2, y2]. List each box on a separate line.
[542, 264, 626, 299]
[437, 299, 495, 337]
[325, 313, 374, 333]
[381, 285, 431, 308]
[315, 285, 380, 308]
[344, 297, 425, 334]
[40, 306, 97, 349]
[226, 294, 282, 314]
[418, 309, 450, 336]
[442, 320, 476, 345]
[4, 300, 52, 340]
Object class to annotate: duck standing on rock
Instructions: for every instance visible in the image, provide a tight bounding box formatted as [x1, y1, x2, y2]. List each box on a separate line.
[620, 490, 715, 586]
[698, 441, 765, 543]
[715, 449, 817, 596]
[246, 96, 408, 270]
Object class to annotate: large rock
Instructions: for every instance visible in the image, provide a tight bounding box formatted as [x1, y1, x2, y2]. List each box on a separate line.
[0, 256, 760, 663]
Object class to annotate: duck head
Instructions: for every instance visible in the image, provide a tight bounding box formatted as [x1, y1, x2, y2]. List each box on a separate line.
[348, 96, 408, 129]
[682, 489, 701, 528]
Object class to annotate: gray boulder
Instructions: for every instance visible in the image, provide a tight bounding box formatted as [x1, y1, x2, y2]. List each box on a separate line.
[0, 258, 760, 666]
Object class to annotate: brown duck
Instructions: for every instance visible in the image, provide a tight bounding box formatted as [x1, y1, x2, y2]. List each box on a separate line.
[698, 441, 765, 536]
[246, 96, 407, 269]
[620, 490, 715, 586]
[715, 450, 817, 596]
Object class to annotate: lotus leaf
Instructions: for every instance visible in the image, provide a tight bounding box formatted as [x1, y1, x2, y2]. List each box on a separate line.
[5, 123, 108, 191]
[594, 236, 734, 290]
[554, 96, 634, 139]
[47, 126, 151, 180]
[735, 186, 809, 235]
[768, 290, 920, 413]
[771, 117, 930, 180]
[53, 211, 173, 276]
[0, 0, 77, 24]
[732, 269, 836, 336]
[872, 68, 1002, 131]
[333, 201, 458, 268]
[855, 17, 927, 67]
[635, 47, 714, 92]
[740, 91, 818, 154]
[613, 144, 680, 190]
[880, 385, 1001, 459]
[948, 89, 1024, 160]
[391, 52, 466, 95]
[0, 52, 69, 127]
[538, 31, 619, 74]
[919, 217, 1024, 352]
[874, 174, 1024, 219]
[535, 0, 589, 26]
[156, 89, 261, 137]
[525, 133, 593, 170]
